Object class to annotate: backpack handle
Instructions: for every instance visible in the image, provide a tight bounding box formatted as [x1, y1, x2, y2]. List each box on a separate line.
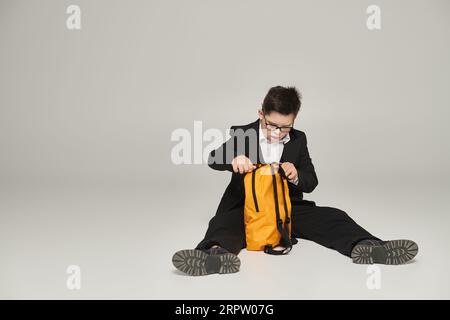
[252, 162, 287, 178]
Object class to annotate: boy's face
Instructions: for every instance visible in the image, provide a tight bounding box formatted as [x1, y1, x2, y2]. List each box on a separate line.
[258, 109, 296, 143]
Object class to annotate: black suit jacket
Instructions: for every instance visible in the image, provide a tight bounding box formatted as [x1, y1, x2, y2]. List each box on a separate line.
[208, 119, 318, 215]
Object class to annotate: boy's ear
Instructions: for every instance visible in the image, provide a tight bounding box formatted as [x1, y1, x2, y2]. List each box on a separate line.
[257, 109, 264, 119]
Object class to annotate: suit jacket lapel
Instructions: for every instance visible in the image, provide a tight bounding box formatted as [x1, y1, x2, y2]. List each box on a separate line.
[280, 137, 299, 164]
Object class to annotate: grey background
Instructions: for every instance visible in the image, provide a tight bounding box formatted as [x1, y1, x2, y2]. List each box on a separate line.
[0, 0, 449, 299]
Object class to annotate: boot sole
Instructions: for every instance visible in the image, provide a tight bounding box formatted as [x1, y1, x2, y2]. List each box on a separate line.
[172, 249, 241, 276]
[351, 239, 418, 265]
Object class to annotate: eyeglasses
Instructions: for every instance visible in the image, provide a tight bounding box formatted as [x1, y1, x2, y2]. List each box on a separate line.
[263, 115, 294, 132]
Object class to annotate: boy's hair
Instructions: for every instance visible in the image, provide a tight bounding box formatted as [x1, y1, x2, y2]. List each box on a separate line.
[262, 86, 302, 116]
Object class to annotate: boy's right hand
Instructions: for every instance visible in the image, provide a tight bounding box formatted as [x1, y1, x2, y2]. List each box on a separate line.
[231, 155, 256, 174]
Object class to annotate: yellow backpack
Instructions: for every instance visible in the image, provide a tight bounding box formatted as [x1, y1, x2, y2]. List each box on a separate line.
[243, 163, 297, 255]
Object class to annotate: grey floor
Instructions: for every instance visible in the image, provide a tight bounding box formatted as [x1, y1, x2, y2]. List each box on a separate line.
[1, 168, 449, 299]
[1, 0, 449, 301]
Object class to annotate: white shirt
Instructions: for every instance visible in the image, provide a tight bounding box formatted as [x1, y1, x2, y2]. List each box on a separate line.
[259, 124, 299, 185]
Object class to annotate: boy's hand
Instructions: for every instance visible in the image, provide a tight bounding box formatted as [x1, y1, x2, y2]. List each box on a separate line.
[281, 162, 298, 182]
[232, 155, 256, 174]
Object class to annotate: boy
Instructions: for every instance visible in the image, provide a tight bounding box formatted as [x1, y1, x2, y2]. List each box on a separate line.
[172, 86, 418, 276]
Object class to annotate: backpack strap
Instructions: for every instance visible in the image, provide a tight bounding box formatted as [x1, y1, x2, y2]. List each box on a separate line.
[251, 167, 260, 212]
[264, 163, 294, 255]
[279, 166, 299, 246]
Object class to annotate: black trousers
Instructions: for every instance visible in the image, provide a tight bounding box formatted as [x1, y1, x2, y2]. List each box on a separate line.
[195, 201, 382, 257]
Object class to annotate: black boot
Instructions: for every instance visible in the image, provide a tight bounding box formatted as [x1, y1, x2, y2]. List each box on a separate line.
[351, 239, 418, 265]
[172, 246, 241, 276]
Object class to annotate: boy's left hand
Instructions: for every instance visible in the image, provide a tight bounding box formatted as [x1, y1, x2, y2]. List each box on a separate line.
[281, 162, 298, 182]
